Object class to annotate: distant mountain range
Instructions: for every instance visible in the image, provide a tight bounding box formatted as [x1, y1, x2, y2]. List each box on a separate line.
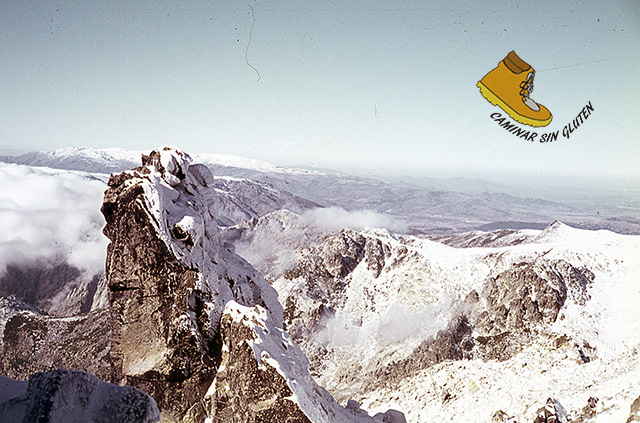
[3, 147, 639, 235]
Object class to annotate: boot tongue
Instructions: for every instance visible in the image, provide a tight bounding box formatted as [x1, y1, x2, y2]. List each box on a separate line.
[504, 51, 531, 73]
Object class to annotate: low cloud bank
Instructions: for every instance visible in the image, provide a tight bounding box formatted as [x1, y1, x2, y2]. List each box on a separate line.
[316, 296, 454, 351]
[0, 163, 108, 280]
[300, 206, 407, 233]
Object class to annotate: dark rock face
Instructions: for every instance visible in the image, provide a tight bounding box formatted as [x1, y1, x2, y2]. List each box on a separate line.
[628, 395, 640, 423]
[0, 297, 111, 381]
[376, 315, 475, 387]
[101, 164, 219, 418]
[480, 262, 568, 331]
[206, 311, 311, 423]
[0, 369, 160, 423]
[0, 267, 107, 319]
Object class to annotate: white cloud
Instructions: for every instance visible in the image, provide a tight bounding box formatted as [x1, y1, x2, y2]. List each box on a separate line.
[316, 297, 454, 352]
[0, 163, 108, 278]
[300, 206, 406, 233]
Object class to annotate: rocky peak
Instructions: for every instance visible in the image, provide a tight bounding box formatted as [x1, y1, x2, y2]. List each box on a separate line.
[101, 147, 388, 421]
[101, 147, 281, 417]
[476, 258, 593, 342]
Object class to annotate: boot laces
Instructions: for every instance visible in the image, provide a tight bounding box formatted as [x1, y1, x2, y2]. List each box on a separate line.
[519, 71, 535, 100]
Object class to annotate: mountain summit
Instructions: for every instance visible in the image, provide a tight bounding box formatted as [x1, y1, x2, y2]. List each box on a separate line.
[101, 147, 398, 422]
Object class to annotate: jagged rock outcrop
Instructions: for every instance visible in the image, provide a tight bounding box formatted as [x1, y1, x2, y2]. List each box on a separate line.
[629, 395, 640, 422]
[0, 369, 159, 423]
[475, 259, 593, 361]
[0, 296, 111, 381]
[533, 397, 562, 423]
[101, 147, 387, 422]
[204, 304, 312, 422]
[281, 229, 391, 342]
[101, 149, 274, 418]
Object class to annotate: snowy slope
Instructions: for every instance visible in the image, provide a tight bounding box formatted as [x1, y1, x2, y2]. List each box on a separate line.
[357, 223, 640, 422]
[236, 213, 640, 422]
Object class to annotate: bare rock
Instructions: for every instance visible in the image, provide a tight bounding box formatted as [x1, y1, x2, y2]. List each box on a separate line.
[204, 305, 311, 423]
[0, 298, 111, 381]
[475, 259, 593, 361]
[628, 395, 640, 422]
[101, 160, 219, 417]
[0, 369, 159, 423]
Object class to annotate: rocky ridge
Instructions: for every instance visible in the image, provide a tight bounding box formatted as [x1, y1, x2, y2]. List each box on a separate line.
[0, 296, 111, 381]
[101, 148, 395, 422]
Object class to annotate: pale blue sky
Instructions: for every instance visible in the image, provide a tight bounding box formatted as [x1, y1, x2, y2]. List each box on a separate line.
[1, 0, 638, 182]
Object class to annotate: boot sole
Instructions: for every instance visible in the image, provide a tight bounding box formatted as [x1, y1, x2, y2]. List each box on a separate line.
[477, 81, 552, 127]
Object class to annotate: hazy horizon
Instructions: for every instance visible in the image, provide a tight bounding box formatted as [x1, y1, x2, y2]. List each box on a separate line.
[2, 145, 639, 217]
[1, 0, 638, 183]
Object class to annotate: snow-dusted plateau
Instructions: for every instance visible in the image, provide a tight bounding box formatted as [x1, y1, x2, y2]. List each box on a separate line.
[0, 147, 638, 422]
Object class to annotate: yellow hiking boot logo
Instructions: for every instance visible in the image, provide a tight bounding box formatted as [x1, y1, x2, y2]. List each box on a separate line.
[477, 51, 552, 127]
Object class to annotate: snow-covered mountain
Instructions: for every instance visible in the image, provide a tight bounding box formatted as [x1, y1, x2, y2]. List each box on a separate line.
[100, 147, 402, 421]
[2, 147, 318, 176]
[1, 146, 639, 422]
[230, 210, 640, 422]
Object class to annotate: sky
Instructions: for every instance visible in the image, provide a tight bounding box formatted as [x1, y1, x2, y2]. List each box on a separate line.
[1, 0, 638, 183]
